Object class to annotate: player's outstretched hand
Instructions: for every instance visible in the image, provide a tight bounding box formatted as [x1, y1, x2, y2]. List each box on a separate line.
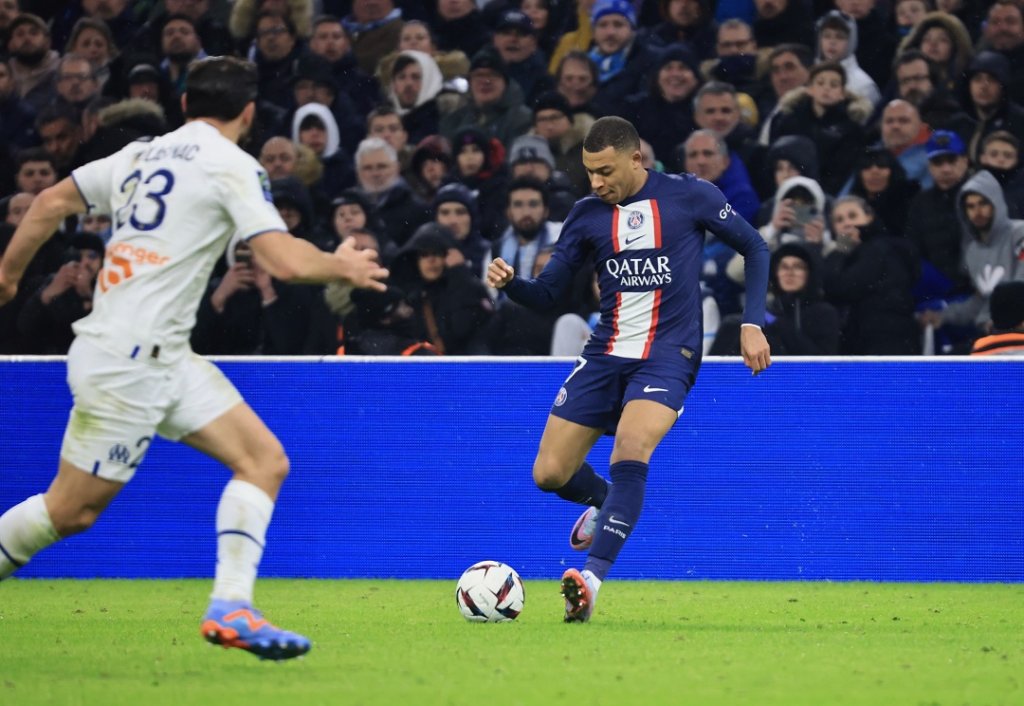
[740, 325, 771, 376]
[336, 236, 389, 292]
[487, 257, 515, 289]
[0, 273, 17, 307]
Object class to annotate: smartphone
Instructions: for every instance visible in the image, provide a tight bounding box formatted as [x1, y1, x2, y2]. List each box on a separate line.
[792, 204, 818, 226]
[235, 249, 253, 267]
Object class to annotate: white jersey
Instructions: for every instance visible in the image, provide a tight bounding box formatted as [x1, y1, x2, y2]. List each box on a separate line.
[70, 120, 286, 363]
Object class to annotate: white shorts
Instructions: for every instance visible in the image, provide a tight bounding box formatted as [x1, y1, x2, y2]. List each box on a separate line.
[60, 336, 243, 483]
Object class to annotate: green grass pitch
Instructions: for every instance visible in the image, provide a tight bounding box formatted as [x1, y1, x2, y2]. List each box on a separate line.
[1, 579, 1021, 706]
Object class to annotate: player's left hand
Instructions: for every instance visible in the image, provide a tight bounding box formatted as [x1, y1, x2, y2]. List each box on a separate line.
[740, 324, 771, 376]
[0, 273, 17, 307]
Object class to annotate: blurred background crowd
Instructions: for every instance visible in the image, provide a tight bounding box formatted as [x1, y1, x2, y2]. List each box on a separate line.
[0, 0, 1022, 357]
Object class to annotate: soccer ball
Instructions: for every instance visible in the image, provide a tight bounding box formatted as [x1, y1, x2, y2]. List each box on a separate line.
[455, 561, 525, 622]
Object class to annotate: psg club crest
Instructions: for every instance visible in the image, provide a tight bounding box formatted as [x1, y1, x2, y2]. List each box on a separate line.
[554, 387, 568, 407]
[627, 210, 644, 229]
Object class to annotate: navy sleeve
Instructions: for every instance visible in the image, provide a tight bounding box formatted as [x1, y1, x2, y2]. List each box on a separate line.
[503, 202, 593, 311]
[690, 178, 770, 326]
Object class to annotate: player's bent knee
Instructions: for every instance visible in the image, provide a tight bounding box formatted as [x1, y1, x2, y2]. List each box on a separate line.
[533, 459, 572, 490]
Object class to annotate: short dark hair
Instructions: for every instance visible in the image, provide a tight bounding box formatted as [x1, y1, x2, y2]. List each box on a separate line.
[583, 116, 640, 154]
[556, 50, 598, 86]
[769, 43, 813, 68]
[184, 56, 258, 121]
[313, 14, 345, 32]
[894, 49, 940, 84]
[393, 54, 419, 77]
[16, 147, 57, 170]
[506, 175, 549, 208]
[366, 103, 400, 129]
[34, 104, 79, 132]
[256, 11, 296, 37]
[809, 60, 846, 85]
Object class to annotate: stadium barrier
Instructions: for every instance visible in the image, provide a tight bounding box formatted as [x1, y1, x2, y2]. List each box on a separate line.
[1, 356, 1021, 582]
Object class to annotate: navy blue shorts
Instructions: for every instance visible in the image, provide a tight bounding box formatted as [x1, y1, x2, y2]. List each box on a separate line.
[551, 353, 700, 434]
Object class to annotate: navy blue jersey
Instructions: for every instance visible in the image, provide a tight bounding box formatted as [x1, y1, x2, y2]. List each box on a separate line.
[505, 170, 770, 360]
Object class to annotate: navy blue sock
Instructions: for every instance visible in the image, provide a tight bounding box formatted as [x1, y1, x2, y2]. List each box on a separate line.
[584, 460, 648, 581]
[551, 462, 608, 507]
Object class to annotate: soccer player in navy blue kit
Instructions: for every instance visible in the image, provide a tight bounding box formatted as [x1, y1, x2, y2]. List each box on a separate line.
[487, 117, 772, 622]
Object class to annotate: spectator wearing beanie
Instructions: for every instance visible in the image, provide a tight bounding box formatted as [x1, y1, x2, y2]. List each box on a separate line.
[432, 182, 491, 280]
[440, 46, 533, 147]
[489, 9, 554, 106]
[962, 51, 1024, 162]
[588, 0, 660, 105]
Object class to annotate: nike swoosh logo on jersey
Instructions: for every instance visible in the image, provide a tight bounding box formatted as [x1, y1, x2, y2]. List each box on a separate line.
[643, 385, 669, 393]
[624, 234, 646, 245]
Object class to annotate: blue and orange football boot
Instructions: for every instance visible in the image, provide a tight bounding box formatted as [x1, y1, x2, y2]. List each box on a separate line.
[201, 599, 311, 660]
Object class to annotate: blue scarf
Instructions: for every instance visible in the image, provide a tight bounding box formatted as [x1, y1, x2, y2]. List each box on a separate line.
[589, 46, 628, 84]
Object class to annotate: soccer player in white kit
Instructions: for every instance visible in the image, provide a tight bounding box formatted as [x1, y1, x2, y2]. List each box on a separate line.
[0, 57, 388, 660]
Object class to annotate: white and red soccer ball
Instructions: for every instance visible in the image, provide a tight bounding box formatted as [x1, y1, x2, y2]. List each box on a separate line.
[455, 561, 525, 622]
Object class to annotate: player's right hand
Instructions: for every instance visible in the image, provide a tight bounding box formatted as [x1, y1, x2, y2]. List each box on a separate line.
[487, 258, 515, 289]
[336, 236, 389, 292]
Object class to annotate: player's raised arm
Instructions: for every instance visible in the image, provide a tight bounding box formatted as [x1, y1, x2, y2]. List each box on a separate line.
[248, 231, 388, 291]
[0, 178, 88, 306]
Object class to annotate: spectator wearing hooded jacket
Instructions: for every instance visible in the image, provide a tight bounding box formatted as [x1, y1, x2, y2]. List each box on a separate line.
[387, 50, 443, 145]
[446, 125, 510, 241]
[439, 47, 533, 147]
[291, 102, 355, 199]
[621, 43, 701, 168]
[756, 135, 821, 227]
[920, 170, 1024, 334]
[433, 182, 491, 281]
[824, 195, 921, 354]
[390, 223, 494, 354]
[713, 242, 840, 355]
[772, 62, 871, 196]
[984, 0, 1024, 107]
[377, 20, 470, 86]
[961, 52, 1024, 162]
[406, 135, 453, 203]
[288, 53, 365, 157]
[588, 0, 660, 106]
[252, 12, 305, 110]
[758, 175, 832, 254]
[835, 0, 899, 88]
[845, 143, 920, 238]
[814, 11, 880, 108]
[644, 0, 718, 62]
[896, 11, 974, 95]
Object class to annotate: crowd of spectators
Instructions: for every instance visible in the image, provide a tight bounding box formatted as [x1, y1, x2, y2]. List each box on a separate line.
[1, 0, 1023, 357]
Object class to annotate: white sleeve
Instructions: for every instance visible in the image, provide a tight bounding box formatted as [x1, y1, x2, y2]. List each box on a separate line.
[70, 152, 122, 215]
[217, 158, 288, 240]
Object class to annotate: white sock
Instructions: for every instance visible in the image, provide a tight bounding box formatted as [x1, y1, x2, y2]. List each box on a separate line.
[0, 494, 61, 580]
[210, 480, 274, 603]
[582, 569, 602, 595]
